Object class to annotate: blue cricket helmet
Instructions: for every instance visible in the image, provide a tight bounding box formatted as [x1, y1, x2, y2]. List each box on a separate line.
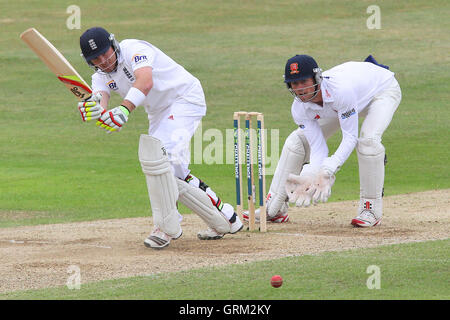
[80, 27, 113, 62]
[284, 54, 323, 102]
[284, 55, 321, 84]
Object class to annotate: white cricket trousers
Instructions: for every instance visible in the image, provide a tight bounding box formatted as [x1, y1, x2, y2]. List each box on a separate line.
[318, 78, 402, 142]
[148, 111, 202, 180]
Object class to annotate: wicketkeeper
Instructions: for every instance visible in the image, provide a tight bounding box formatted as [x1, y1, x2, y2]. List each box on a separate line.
[78, 27, 243, 249]
[245, 54, 401, 227]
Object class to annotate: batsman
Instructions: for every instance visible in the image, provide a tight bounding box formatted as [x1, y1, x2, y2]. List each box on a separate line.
[246, 54, 401, 227]
[78, 27, 243, 249]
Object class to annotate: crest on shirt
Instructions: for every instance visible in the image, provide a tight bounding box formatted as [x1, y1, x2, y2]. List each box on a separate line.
[290, 63, 300, 74]
[107, 80, 118, 91]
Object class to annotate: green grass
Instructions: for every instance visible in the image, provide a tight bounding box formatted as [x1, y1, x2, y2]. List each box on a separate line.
[2, 239, 448, 300]
[0, 0, 449, 301]
[1, 0, 449, 227]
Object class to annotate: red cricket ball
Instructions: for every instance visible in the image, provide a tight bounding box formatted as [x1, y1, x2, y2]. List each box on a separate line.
[271, 275, 283, 288]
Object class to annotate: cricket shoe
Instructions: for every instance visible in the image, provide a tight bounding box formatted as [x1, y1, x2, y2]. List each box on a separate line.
[351, 210, 382, 228]
[243, 203, 290, 223]
[144, 227, 183, 249]
[197, 205, 243, 240]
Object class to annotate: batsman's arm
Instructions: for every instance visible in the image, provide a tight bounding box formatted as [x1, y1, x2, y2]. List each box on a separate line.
[97, 91, 110, 109]
[95, 67, 152, 133]
[121, 66, 153, 112]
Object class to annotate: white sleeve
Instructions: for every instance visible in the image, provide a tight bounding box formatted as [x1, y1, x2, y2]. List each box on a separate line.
[322, 88, 359, 173]
[126, 42, 156, 72]
[297, 119, 329, 175]
[291, 101, 328, 175]
[91, 73, 110, 95]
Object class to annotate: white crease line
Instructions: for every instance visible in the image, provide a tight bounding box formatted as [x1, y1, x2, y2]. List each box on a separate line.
[271, 232, 305, 237]
[8, 240, 25, 244]
[83, 244, 112, 249]
[0, 240, 111, 249]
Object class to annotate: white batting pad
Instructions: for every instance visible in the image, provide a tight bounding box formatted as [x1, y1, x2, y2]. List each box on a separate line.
[176, 179, 231, 234]
[267, 129, 310, 218]
[357, 137, 385, 218]
[139, 134, 181, 238]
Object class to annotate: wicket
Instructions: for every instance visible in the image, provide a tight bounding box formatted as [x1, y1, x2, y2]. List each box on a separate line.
[233, 111, 267, 232]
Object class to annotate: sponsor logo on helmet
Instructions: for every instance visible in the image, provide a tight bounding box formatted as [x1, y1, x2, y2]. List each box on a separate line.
[340, 108, 356, 119]
[289, 62, 300, 75]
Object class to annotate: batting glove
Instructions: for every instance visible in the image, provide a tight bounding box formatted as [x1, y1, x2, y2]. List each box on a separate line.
[78, 93, 103, 122]
[311, 168, 336, 204]
[285, 172, 315, 207]
[96, 105, 130, 133]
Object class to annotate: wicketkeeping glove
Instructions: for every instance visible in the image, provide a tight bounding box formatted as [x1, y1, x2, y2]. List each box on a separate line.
[285, 172, 315, 207]
[311, 168, 336, 203]
[77, 93, 104, 122]
[96, 105, 130, 133]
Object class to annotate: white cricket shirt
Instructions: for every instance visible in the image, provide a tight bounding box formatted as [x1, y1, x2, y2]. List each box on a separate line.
[91, 39, 206, 118]
[291, 61, 395, 174]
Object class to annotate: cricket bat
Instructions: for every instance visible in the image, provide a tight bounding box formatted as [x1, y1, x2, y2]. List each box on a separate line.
[20, 27, 92, 101]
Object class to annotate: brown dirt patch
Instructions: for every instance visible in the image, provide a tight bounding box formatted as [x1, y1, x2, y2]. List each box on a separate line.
[0, 210, 51, 222]
[0, 189, 448, 293]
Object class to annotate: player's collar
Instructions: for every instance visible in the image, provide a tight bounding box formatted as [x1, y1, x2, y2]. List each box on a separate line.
[294, 98, 321, 111]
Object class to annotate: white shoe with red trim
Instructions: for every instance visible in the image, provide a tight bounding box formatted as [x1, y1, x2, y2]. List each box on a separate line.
[243, 205, 290, 223]
[352, 198, 382, 227]
[351, 210, 382, 227]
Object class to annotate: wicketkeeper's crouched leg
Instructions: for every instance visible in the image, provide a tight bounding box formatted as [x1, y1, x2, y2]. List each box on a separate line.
[352, 137, 385, 227]
[352, 78, 401, 227]
[244, 129, 310, 223]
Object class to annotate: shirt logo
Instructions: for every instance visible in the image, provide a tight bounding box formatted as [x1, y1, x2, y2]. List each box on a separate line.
[133, 54, 148, 64]
[88, 39, 97, 50]
[107, 80, 118, 90]
[290, 63, 300, 75]
[314, 114, 320, 119]
[341, 108, 356, 119]
[122, 67, 135, 82]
